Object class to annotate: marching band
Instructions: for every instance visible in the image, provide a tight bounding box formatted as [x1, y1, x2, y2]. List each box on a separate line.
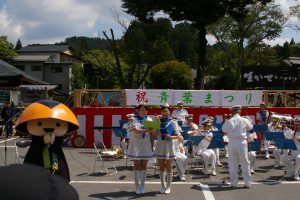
[122, 102, 300, 194]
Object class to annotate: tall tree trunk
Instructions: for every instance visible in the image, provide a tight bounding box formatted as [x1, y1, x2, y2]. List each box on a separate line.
[195, 25, 207, 90]
[103, 29, 126, 88]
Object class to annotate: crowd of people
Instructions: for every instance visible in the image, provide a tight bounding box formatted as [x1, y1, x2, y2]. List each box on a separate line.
[122, 101, 300, 194]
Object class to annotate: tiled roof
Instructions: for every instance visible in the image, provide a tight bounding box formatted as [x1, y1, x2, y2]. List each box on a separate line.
[18, 44, 70, 52]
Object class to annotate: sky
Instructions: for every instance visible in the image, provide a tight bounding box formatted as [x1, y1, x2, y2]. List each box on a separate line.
[0, 0, 299, 46]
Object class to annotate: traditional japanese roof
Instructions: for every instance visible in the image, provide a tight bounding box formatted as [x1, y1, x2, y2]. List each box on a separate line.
[0, 59, 48, 84]
[18, 44, 70, 53]
[283, 57, 300, 66]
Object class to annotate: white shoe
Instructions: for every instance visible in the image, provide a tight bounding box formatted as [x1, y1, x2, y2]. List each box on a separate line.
[217, 162, 223, 167]
[134, 171, 141, 195]
[165, 173, 173, 194]
[159, 171, 166, 194]
[212, 169, 216, 176]
[140, 170, 146, 194]
[250, 168, 255, 174]
[265, 152, 270, 159]
[225, 153, 229, 158]
[180, 174, 186, 181]
[294, 175, 300, 181]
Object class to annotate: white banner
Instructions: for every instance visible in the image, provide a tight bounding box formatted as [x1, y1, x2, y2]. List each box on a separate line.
[125, 89, 263, 107]
[220, 90, 263, 107]
[173, 90, 221, 106]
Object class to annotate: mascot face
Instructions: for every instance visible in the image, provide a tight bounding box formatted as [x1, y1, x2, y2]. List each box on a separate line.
[27, 119, 68, 145]
[15, 100, 80, 145]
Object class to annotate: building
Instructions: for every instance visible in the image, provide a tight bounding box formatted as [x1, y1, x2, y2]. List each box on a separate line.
[13, 44, 83, 95]
[0, 59, 57, 105]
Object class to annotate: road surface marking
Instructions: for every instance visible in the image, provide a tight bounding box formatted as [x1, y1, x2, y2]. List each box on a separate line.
[200, 183, 216, 200]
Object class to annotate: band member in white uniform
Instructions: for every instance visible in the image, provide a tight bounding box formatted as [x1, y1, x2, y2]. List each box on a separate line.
[174, 118, 188, 181]
[274, 118, 293, 168]
[196, 117, 217, 176]
[256, 103, 270, 158]
[292, 118, 300, 180]
[154, 104, 179, 194]
[222, 105, 252, 188]
[278, 118, 295, 176]
[171, 101, 189, 122]
[126, 104, 153, 194]
[243, 116, 257, 174]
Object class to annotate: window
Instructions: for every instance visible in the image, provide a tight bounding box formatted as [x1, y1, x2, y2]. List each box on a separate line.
[31, 65, 42, 71]
[51, 66, 63, 73]
[15, 65, 25, 71]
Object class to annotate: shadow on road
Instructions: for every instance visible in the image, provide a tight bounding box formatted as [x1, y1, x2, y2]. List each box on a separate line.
[89, 191, 158, 199]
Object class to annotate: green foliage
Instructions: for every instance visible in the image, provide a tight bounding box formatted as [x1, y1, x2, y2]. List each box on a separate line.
[207, 1, 287, 88]
[71, 63, 86, 89]
[169, 22, 199, 67]
[149, 61, 193, 89]
[57, 36, 111, 57]
[52, 95, 67, 103]
[81, 50, 120, 88]
[15, 39, 22, 50]
[290, 43, 300, 57]
[121, 0, 271, 89]
[0, 36, 16, 61]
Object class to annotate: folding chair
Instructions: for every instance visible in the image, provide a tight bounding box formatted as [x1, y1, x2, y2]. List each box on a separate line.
[15, 140, 31, 164]
[93, 143, 117, 175]
[111, 127, 128, 167]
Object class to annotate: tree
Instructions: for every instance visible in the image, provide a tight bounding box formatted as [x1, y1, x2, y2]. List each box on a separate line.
[208, 1, 287, 88]
[15, 39, 22, 50]
[0, 36, 16, 61]
[290, 38, 295, 45]
[71, 63, 86, 89]
[169, 22, 199, 67]
[149, 61, 193, 89]
[121, 0, 271, 89]
[81, 49, 120, 88]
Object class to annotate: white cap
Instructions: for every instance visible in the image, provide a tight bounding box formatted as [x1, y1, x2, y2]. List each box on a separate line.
[201, 117, 214, 125]
[126, 114, 135, 119]
[231, 105, 242, 111]
[177, 101, 184, 105]
[160, 102, 170, 108]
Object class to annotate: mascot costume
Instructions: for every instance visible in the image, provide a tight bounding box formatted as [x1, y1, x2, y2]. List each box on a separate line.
[15, 100, 79, 182]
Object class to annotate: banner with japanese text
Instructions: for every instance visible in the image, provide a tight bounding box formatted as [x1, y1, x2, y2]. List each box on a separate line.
[125, 89, 263, 107]
[220, 90, 263, 107]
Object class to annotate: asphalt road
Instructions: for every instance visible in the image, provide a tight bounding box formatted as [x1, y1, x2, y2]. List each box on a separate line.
[1, 136, 300, 200]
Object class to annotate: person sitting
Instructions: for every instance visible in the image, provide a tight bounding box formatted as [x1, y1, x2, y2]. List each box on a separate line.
[195, 117, 217, 176]
[171, 101, 188, 122]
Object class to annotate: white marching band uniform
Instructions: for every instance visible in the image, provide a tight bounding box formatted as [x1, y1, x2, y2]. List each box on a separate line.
[171, 108, 189, 122]
[124, 114, 153, 194]
[126, 116, 153, 161]
[248, 132, 257, 174]
[222, 108, 252, 188]
[194, 129, 217, 175]
[174, 123, 188, 181]
[281, 118, 300, 180]
[291, 131, 300, 180]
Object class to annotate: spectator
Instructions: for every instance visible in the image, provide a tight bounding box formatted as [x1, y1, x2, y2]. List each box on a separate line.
[1, 101, 15, 137]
